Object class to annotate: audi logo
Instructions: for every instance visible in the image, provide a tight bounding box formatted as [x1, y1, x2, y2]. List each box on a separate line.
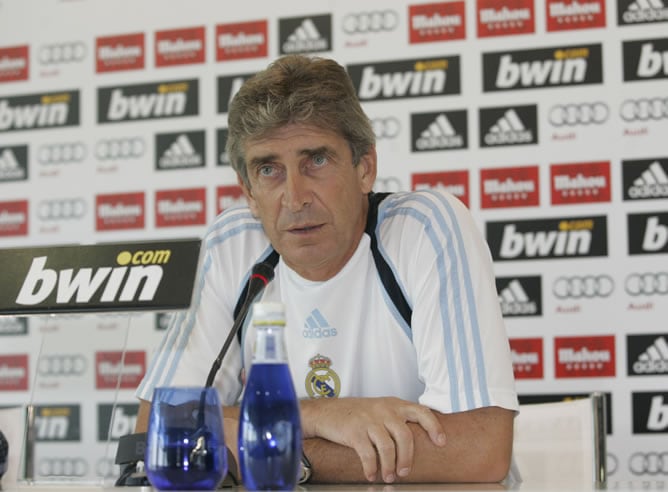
[629, 452, 668, 475]
[620, 98, 668, 122]
[39, 42, 86, 65]
[373, 176, 403, 193]
[95, 137, 145, 160]
[342, 10, 399, 34]
[552, 275, 614, 299]
[38, 142, 86, 165]
[607, 452, 618, 476]
[625, 272, 668, 296]
[37, 354, 87, 377]
[37, 199, 87, 221]
[38, 457, 89, 477]
[548, 102, 608, 127]
[371, 117, 401, 139]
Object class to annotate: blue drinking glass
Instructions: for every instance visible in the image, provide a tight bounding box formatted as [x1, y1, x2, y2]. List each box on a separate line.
[145, 386, 227, 491]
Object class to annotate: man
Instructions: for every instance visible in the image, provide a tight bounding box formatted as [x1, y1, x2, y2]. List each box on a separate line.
[135, 54, 519, 485]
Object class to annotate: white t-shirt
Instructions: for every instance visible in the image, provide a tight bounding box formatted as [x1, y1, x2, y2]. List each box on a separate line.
[137, 190, 519, 416]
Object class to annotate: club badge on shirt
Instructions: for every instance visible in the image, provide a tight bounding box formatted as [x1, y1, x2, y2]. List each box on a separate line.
[305, 353, 340, 398]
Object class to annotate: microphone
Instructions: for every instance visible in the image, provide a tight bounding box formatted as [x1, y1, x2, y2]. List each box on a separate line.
[204, 260, 276, 388]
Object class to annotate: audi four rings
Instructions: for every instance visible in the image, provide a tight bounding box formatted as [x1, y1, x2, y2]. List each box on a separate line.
[39, 42, 86, 64]
[548, 102, 609, 126]
[38, 199, 87, 221]
[95, 137, 145, 160]
[552, 275, 615, 299]
[38, 142, 86, 165]
[37, 354, 87, 377]
[38, 458, 88, 477]
[342, 10, 399, 34]
[625, 273, 668, 296]
[620, 98, 668, 122]
[629, 452, 668, 475]
[371, 117, 401, 139]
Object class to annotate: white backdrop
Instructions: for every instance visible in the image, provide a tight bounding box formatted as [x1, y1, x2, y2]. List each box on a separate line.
[1, 0, 667, 483]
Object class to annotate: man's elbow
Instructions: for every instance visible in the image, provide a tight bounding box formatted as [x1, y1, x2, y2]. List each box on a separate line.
[472, 431, 513, 482]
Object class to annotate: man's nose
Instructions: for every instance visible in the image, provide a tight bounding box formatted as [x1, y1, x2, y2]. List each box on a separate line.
[282, 171, 312, 212]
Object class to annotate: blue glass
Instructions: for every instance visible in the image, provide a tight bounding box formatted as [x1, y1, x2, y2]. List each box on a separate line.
[239, 363, 302, 491]
[145, 386, 227, 491]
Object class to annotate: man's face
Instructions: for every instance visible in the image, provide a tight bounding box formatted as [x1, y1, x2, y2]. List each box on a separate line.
[239, 123, 377, 281]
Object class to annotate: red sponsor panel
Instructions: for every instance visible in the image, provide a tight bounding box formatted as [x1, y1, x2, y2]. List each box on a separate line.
[411, 170, 469, 207]
[480, 165, 539, 209]
[155, 26, 205, 67]
[550, 161, 610, 205]
[216, 185, 247, 215]
[0, 354, 29, 391]
[510, 338, 543, 379]
[95, 192, 145, 231]
[409, 2, 466, 44]
[156, 187, 206, 227]
[216, 20, 268, 61]
[95, 351, 145, 389]
[0, 45, 29, 83]
[0, 200, 28, 236]
[546, 0, 606, 32]
[555, 335, 615, 378]
[96, 32, 145, 73]
[476, 0, 535, 37]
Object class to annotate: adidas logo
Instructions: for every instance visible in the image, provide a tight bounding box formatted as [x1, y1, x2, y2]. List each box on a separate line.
[303, 309, 337, 338]
[498, 279, 537, 315]
[158, 134, 203, 169]
[282, 19, 328, 53]
[628, 161, 668, 198]
[633, 336, 668, 374]
[415, 114, 464, 150]
[484, 109, 533, 145]
[0, 148, 26, 180]
[622, 0, 668, 24]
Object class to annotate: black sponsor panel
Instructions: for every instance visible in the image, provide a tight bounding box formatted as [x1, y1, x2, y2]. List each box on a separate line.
[0, 90, 80, 133]
[0, 239, 201, 315]
[0, 144, 28, 182]
[34, 404, 81, 441]
[482, 44, 603, 92]
[496, 275, 543, 317]
[618, 0, 668, 26]
[410, 110, 467, 152]
[632, 392, 668, 434]
[155, 130, 205, 170]
[519, 392, 612, 434]
[97, 79, 198, 123]
[627, 212, 668, 255]
[279, 14, 332, 54]
[217, 73, 255, 114]
[622, 158, 668, 201]
[217, 128, 230, 166]
[347, 56, 461, 102]
[623, 38, 668, 82]
[0, 316, 28, 335]
[97, 403, 138, 441]
[479, 104, 538, 147]
[486, 216, 608, 261]
[627, 334, 668, 376]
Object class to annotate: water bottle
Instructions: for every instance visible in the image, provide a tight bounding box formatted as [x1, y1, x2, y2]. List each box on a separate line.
[238, 301, 302, 490]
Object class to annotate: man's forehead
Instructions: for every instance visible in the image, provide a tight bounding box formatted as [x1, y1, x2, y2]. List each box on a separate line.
[244, 124, 345, 159]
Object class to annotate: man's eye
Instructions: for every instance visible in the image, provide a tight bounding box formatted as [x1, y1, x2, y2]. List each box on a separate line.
[312, 154, 328, 166]
[259, 165, 274, 176]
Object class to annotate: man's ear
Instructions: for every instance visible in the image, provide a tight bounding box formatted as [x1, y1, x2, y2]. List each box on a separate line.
[238, 174, 260, 216]
[357, 145, 378, 194]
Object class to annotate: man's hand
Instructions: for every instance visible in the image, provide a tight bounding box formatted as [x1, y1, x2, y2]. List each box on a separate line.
[301, 397, 446, 483]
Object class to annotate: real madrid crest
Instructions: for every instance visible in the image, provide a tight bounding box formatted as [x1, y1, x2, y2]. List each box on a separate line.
[305, 353, 340, 398]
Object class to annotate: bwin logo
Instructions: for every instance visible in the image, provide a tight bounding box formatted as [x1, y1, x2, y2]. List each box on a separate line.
[15, 249, 171, 306]
[0, 92, 78, 131]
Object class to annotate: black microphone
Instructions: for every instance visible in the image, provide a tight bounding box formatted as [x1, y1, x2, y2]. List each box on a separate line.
[204, 261, 276, 388]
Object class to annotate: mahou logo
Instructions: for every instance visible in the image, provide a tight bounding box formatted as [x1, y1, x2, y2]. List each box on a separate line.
[409, 1, 466, 44]
[98, 79, 198, 123]
[622, 157, 668, 201]
[95, 351, 145, 389]
[411, 170, 469, 207]
[0, 354, 28, 390]
[0, 45, 29, 83]
[550, 161, 611, 205]
[510, 338, 543, 379]
[477, 0, 534, 37]
[623, 37, 668, 82]
[546, 0, 606, 31]
[155, 26, 205, 67]
[496, 275, 542, 317]
[555, 335, 616, 378]
[95, 192, 145, 231]
[347, 56, 461, 101]
[216, 185, 246, 215]
[0, 199, 28, 237]
[96, 32, 144, 73]
[480, 165, 540, 209]
[155, 188, 206, 227]
[0, 90, 80, 133]
[483, 44, 603, 92]
[486, 215, 608, 261]
[216, 20, 268, 61]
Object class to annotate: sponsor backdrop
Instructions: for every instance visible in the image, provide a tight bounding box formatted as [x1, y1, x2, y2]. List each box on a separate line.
[1, 0, 667, 483]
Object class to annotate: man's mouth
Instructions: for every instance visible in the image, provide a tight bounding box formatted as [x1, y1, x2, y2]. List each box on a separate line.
[289, 224, 323, 234]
